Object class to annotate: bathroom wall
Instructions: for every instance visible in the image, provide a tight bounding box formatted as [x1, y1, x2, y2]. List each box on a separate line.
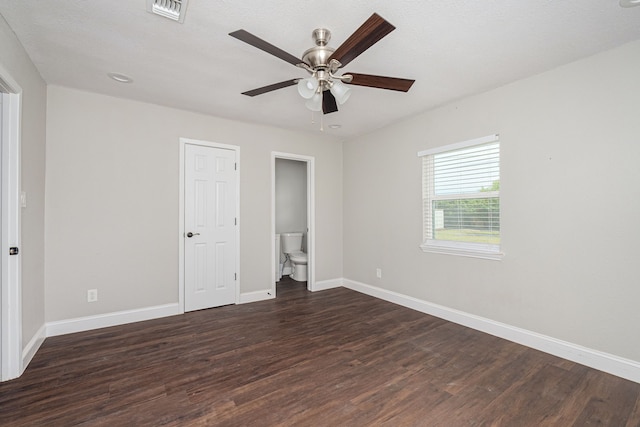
[275, 158, 307, 251]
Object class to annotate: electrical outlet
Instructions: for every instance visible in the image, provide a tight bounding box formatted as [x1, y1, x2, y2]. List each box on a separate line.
[87, 289, 98, 302]
[376, 268, 382, 279]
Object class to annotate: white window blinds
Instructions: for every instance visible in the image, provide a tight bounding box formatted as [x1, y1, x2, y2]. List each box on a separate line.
[419, 134, 502, 260]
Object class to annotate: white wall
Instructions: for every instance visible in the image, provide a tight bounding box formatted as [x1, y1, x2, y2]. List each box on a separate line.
[343, 41, 640, 362]
[0, 18, 47, 349]
[45, 86, 343, 322]
[275, 158, 307, 238]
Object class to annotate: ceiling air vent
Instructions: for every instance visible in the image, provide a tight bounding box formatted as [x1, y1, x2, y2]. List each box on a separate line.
[146, 0, 189, 23]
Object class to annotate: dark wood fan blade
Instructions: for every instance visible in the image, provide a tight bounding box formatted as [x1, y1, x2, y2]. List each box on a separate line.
[346, 73, 415, 92]
[229, 30, 304, 66]
[241, 79, 298, 97]
[322, 91, 338, 114]
[328, 13, 395, 68]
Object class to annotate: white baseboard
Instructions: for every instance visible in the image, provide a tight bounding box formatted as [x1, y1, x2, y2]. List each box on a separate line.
[22, 324, 46, 372]
[29, 279, 640, 384]
[342, 278, 640, 384]
[313, 278, 343, 292]
[239, 289, 274, 304]
[46, 303, 183, 337]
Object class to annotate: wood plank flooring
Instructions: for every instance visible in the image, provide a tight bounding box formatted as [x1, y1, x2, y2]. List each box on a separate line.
[1, 279, 639, 426]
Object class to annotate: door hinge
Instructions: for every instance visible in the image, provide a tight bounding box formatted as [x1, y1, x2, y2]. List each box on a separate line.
[9, 247, 19, 255]
[234, 162, 237, 170]
[234, 273, 237, 281]
[235, 217, 237, 226]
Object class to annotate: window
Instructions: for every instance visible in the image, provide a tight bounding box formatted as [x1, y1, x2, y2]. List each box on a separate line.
[418, 134, 503, 260]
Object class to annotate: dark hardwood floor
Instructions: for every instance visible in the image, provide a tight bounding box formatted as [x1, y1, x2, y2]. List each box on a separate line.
[1, 279, 639, 426]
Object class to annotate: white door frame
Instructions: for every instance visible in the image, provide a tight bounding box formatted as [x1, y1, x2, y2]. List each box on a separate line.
[271, 152, 315, 296]
[0, 65, 22, 381]
[178, 138, 241, 312]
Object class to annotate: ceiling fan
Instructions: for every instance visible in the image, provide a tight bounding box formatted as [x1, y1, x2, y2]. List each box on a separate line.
[229, 13, 415, 114]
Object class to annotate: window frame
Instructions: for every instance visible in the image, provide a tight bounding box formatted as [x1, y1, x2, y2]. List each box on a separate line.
[418, 134, 504, 261]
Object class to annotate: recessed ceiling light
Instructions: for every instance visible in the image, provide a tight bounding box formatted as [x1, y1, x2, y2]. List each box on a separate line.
[329, 124, 342, 129]
[620, 0, 640, 7]
[107, 72, 133, 83]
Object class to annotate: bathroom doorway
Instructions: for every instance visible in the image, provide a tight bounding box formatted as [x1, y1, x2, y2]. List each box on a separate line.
[271, 152, 315, 297]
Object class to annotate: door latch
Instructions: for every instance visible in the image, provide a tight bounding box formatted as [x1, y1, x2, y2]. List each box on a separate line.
[9, 247, 19, 255]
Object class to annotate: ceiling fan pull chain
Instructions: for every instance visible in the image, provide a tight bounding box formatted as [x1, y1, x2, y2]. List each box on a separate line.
[320, 111, 324, 132]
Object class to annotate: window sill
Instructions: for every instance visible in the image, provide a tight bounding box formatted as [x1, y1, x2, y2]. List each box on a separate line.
[420, 240, 504, 261]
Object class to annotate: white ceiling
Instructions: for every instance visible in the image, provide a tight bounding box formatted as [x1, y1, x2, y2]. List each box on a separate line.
[1, 1, 639, 138]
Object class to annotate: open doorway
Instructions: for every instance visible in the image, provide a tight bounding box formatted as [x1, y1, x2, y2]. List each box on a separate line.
[271, 152, 315, 297]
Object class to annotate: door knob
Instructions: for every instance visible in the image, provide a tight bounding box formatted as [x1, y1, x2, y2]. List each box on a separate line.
[186, 232, 200, 238]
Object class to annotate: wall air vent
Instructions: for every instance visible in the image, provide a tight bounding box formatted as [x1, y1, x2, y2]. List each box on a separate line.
[146, 0, 189, 23]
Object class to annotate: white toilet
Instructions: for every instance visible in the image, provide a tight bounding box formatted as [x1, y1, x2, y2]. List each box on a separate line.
[281, 232, 308, 282]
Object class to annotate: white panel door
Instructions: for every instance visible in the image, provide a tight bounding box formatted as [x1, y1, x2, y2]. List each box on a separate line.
[184, 144, 237, 311]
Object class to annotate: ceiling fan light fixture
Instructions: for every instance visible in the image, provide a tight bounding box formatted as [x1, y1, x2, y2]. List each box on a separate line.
[330, 80, 352, 105]
[305, 92, 323, 111]
[297, 77, 318, 99]
[231, 13, 415, 116]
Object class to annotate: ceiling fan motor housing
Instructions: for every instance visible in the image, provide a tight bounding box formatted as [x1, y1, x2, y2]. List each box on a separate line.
[302, 28, 335, 70]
